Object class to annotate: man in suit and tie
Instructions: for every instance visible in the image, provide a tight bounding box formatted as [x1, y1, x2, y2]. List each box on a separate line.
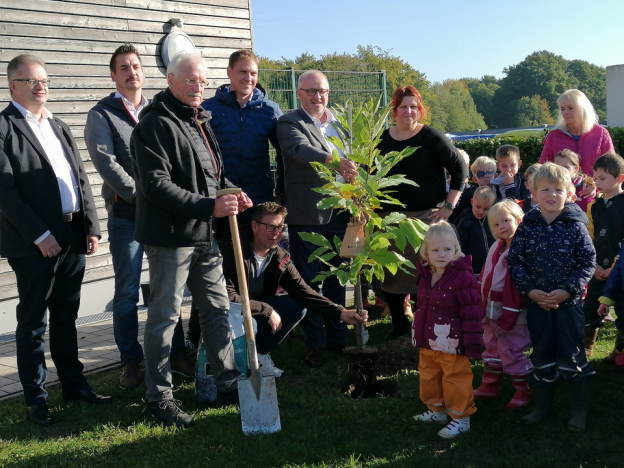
[0, 54, 111, 426]
[276, 70, 358, 367]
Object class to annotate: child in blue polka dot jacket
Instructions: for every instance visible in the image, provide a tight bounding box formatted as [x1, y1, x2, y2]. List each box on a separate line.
[507, 163, 596, 432]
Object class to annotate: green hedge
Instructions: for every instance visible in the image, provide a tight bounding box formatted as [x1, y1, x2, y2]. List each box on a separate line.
[454, 127, 624, 168]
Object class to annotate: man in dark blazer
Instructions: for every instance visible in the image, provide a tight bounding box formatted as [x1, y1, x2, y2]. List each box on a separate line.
[276, 70, 358, 368]
[0, 54, 111, 426]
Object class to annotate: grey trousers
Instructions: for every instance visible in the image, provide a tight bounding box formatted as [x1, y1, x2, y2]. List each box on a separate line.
[143, 243, 238, 402]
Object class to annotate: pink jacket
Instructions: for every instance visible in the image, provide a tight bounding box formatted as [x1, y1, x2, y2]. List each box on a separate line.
[478, 240, 526, 330]
[539, 125, 614, 176]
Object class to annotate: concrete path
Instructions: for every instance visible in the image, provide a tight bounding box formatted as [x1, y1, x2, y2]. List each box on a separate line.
[0, 305, 191, 402]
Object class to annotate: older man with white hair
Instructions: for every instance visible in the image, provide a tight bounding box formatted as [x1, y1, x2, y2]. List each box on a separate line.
[131, 52, 253, 428]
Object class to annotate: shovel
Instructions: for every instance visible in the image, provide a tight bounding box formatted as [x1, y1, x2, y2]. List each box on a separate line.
[217, 188, 281, 435]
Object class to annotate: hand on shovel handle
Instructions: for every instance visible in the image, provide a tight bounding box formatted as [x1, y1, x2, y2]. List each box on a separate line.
[213, 188, 253, 218]
[216, 188, 261, 396]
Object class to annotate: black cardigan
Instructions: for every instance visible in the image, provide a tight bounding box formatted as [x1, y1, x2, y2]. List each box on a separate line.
[376, 126, 467, 212]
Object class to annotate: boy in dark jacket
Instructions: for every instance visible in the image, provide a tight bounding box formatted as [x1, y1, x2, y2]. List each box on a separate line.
[449, 156, 497, 224]
[517, 163, 542, 214]
[508, 163, 596, 431]
[492, 145, 530, 202]
[455, 186, 496, 276]
[583, 153, 624, 359]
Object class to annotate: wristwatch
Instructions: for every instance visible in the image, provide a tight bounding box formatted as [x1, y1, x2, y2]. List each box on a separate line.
[443, 201, 454, 211]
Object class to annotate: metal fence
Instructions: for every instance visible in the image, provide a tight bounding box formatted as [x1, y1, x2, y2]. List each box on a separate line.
[259, 69, 388, 113]
[260, 69, 388, 178]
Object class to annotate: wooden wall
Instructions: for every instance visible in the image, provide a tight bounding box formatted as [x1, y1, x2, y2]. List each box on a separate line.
[0, 0, 252, 301]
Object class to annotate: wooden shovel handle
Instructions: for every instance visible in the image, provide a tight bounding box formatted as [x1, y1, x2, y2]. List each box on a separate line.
[216, 188, 242, 197]
[217, 188, 260, 374]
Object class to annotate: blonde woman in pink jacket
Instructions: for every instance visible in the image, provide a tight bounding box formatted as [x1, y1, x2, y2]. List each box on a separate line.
[540, 89, 614, 178]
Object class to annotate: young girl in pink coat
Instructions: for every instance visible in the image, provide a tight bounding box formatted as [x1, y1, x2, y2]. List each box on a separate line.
[474, 200, 533, 409]
[554, 149, 595, 213]
[411, 221, 483, 439]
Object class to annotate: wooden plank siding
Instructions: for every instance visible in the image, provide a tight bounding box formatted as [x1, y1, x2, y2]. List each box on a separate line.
[0, 0, 252, 301]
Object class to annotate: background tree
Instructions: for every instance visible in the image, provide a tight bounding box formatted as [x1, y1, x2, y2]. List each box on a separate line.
[259, 48, 607, 131]
[463, 75, 500, 128]
[431, 80, 487, 132]
[491, 51, 572, 127]
[567, 59, 607, 121]
[514, 95, 555, 128]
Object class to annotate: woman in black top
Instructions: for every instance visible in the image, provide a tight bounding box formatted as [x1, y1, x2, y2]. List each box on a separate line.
[378, 86, 468, 338]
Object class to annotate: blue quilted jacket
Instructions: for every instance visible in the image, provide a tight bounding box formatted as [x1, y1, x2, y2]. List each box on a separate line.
[202, 84, 283, 206]
[508, 202, 596, 307]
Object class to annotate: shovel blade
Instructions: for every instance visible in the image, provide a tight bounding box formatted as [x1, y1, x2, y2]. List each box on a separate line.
[237, 374, 281, 435]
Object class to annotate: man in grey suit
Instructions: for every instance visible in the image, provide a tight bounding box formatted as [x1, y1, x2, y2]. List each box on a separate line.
[276, 70, 358, 367]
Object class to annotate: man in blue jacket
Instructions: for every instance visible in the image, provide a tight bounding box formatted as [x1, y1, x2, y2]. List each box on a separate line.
[202, 49, 283, 230]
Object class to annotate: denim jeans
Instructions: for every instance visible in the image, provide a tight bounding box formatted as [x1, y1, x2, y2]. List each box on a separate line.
[288, 212, 348, 348]
[108, 216, 144, 364]
[108, 216, 185, 364]
[143, 242, 239, 402]
[254, 295, 307, 355]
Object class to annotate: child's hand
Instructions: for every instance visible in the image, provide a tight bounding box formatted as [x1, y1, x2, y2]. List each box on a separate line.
[597, 303, 611, 317]
[502, 170, 515, 185]
[602, 267, 613, 280]
[579, 184, 596, 199]
[594, 265, 605, 280]
[528, 289, 553, 309]
[545, 289, 571, 307]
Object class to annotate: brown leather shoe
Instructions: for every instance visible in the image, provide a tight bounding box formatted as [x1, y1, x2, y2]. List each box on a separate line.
[304, 347, 324, 368]
[171, 354, 195, 378]
[120, 362, 141, 390]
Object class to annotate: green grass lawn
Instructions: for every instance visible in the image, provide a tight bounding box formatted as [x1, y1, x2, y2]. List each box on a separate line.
[1, 313, 623, 468]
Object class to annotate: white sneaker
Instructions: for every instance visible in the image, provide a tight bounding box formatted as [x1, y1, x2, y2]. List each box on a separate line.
[437, 416, 470, 439]
[258, 353, 283, 378]
[413, 410, 448, 425]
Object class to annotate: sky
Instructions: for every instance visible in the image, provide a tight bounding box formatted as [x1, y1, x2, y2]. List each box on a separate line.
[251, 0, 624, 84]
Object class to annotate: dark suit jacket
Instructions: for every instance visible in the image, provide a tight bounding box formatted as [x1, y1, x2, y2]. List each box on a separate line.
[0, 103, 100, 258]
[276, 108, 346, 226]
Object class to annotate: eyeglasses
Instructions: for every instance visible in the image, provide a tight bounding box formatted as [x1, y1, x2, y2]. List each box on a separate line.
[12, 79, 50, 87]
[256, 221, 286, 233]
[184, 79, 207, 88]
[475, 171, 495, 178]
[299, 88, 329, 97]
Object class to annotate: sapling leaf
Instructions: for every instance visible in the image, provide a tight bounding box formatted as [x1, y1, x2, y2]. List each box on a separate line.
[381, 212, 407, 227]
[335, 269, 349, 286]
[317, 197, 341, 210]
[308, 246, 329, 262]
[298, 232, 332, 248]
[333, 235, 343, 252]
[319, 252, 336, 262]
[310, 274, 327, 283]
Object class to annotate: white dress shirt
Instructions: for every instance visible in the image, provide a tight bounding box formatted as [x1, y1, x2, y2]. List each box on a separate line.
[114, 92, 148, 123]
[12, 101, 81, 244]
[303, 107, 347, 182]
